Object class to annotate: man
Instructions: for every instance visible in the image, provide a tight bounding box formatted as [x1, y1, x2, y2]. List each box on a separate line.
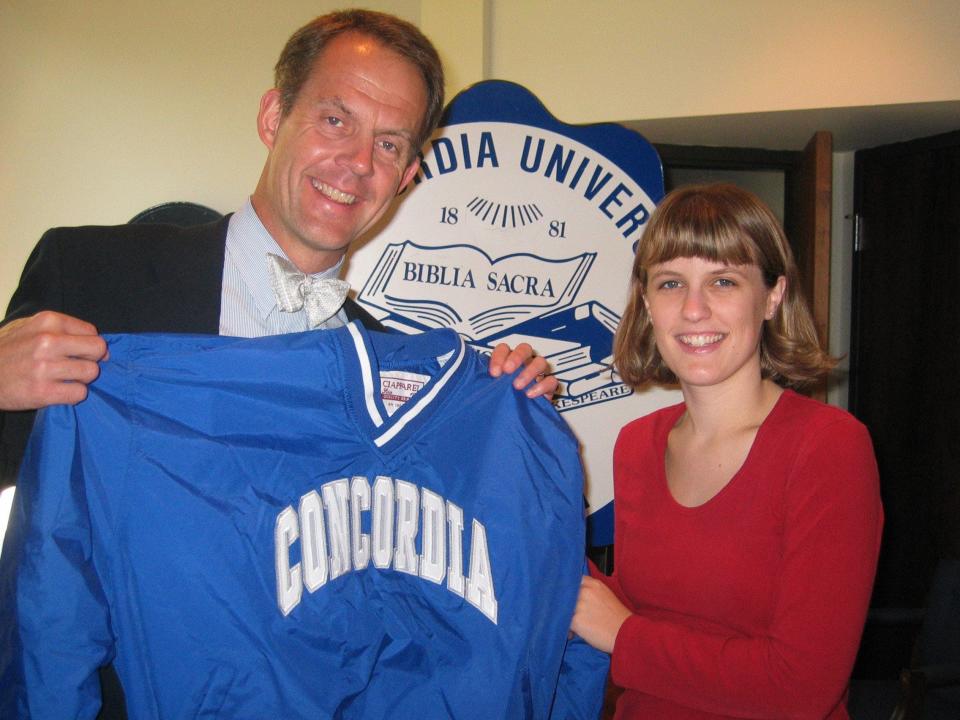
[0, 11, 564, 719]
[0, 10, 554, 489]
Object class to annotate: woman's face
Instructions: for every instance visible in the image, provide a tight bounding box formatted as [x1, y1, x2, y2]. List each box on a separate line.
[643, 256, 785, 391]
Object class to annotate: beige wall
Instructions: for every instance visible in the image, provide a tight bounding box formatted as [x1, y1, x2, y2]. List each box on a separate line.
[487, 1, 960, 124]
[3, 0, 958, 305]
[0, 0, 420, 304]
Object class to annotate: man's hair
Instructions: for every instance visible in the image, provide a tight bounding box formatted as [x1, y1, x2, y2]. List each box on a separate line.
[613, 183, 836, 390]
[274, 9, 445, 156]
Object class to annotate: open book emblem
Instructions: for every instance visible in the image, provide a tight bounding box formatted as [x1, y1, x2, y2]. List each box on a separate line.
[358, 241, 625, 408]
[359, 241, 593, 335]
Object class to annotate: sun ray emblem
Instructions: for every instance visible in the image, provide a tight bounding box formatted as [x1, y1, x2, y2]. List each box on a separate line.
[467, 196, 543, 228]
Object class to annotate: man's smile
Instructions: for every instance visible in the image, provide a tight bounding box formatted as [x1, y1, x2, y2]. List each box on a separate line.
[311, 178, 357, 205]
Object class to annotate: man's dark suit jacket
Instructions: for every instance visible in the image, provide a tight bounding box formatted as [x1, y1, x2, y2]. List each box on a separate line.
[1, 216, 383, 489]
[1, 217, 384, 719]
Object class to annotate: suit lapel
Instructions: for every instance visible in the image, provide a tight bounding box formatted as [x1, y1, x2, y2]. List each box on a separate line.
[137, 216, 229, 334]
[134, 214, 384, 335]
[343, 297, 386, 333]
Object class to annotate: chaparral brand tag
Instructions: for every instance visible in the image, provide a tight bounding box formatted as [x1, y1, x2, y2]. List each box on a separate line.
[346, 81, 681, 544]
[379, 372, 428, 416]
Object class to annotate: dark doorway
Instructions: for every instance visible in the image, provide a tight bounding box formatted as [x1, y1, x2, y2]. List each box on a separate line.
[850, 129, 960, 611]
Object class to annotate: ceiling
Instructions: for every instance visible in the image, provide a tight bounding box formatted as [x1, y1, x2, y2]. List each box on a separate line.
[622, 100, 960, 153]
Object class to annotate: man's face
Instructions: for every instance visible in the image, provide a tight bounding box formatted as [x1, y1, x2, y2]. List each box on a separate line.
[252, 32, 426, 274]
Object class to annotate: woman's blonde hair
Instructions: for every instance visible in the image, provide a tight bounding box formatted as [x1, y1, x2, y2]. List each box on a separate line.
[613, 183, 835, 390]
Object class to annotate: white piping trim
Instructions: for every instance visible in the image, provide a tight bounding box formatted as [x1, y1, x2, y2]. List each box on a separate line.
[347, 323, 384, 428]
[374, 337, 465, 448]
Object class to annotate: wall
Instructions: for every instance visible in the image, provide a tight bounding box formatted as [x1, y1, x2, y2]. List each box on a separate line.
[828, 152, 856, 408]
[0, 0, 420, 304]
[3, 0, 958, 314]
[487, 0, 960, 124]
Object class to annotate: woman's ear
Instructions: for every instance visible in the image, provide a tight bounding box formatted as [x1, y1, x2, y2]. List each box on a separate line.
[765, 276, 787, 319]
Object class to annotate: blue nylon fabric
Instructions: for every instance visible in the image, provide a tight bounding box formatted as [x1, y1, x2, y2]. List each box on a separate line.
[0, 325, 607, 719]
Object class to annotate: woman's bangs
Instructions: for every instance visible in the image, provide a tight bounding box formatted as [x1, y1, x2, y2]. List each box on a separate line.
[642, 214, 757, 268]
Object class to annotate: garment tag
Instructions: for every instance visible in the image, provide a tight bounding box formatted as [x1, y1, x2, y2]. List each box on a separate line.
[380, 371, 429, 416]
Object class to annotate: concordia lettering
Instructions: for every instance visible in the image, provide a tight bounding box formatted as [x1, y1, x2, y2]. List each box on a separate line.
[519, 135, 650, 242]
[416, 131, 500, 182]
[275, 475, 498, 624]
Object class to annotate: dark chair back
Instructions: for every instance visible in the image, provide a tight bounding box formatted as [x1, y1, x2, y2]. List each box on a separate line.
[129, 201, 222, 226]
[912, 558, 960, 719]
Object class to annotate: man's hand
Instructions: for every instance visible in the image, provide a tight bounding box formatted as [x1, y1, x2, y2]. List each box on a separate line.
[487, 342, 558, 399]
[570, 575, 633, 654]
[0, 311, 108, 411]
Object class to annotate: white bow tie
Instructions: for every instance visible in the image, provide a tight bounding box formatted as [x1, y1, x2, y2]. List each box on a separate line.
[266, 253, 350, 328]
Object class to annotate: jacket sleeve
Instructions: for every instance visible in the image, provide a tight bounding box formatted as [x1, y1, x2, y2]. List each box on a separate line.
[609, 418, 883, 719]
[0, 404, 113, 719]
[4, 229, 68, 324]
[549, 630, 610, 719]
[2, 230, 68, 491]
[550, 561, 611, 719]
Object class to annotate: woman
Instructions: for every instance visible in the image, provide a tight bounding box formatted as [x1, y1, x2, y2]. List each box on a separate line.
[571, 184, 882, 719]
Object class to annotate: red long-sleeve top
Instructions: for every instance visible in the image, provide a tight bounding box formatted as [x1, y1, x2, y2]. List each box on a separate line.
[596, 390, 883, 719]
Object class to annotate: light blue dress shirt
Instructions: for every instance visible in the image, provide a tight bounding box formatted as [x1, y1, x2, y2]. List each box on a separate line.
[219, 199, 347, 337]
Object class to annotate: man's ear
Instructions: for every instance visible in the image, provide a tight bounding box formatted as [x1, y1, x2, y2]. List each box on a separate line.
[257, 89, 283, 150]
[397, 155, 421, 195]
[397, 153, 420, 195]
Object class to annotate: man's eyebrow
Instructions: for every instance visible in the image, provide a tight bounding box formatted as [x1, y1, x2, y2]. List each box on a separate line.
[316, 96, 352, 117]
[370, 122, 416, 144]
[381, 127, 415, 140]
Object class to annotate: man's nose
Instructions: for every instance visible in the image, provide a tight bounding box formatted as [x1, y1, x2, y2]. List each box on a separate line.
[338, 135, 374, 176]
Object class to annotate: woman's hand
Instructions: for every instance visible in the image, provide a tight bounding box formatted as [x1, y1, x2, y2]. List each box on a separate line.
[570, 575, 634, 654]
